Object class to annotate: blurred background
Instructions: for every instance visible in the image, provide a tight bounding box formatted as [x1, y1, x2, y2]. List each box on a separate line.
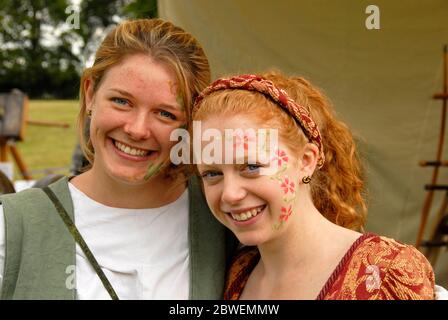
[1, 0, 448, 287]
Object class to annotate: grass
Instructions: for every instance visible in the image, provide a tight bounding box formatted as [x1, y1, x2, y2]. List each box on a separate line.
[11, 100, 80, 181]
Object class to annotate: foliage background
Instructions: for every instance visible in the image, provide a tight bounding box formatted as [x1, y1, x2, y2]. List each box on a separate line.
[0, 0, 157, 98]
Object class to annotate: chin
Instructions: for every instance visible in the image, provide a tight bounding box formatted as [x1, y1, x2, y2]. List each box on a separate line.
[109, 169, 148, 185]
[235, 233, 266, 247]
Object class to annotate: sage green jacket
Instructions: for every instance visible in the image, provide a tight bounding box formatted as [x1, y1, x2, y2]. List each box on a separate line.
[0, 176, 236, 300]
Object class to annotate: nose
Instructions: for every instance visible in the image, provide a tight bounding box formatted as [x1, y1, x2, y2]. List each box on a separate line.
[220, 175, 247, 206]
[124, 112, 151, 140]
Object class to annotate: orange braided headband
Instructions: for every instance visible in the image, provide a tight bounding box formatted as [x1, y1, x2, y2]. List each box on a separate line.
[193, 74, 325, 169]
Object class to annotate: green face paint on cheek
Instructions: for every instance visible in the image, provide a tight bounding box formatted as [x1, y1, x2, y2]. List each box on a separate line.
[144, 162, 164, 180]
[168, 80, 185, 112]
[176, 94, 185, 112]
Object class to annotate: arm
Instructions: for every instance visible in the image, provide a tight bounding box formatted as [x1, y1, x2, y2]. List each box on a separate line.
[435, 285, 448, 300]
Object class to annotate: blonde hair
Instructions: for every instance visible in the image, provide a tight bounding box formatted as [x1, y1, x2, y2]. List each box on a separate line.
[78, 18, 210, 179]
[193, 71, 367, 230]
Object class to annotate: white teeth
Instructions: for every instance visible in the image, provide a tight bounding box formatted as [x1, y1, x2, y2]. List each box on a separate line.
[230, 205, 265, 222]
[114, 140, 149, 157]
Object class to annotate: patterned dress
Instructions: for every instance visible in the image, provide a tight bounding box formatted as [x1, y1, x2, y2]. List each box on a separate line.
[224, 233, 435, 300]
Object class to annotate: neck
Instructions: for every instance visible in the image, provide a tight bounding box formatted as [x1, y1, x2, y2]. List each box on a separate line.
[256, 196, 345, 280]
[70, 167, 187, 209]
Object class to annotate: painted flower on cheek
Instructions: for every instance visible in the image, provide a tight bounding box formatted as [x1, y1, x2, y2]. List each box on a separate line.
[273, 149, 288, 167]
[273, 205, 294, 230]
[280, 176, 295, 195]
[233, 131, 256, 151]
[280, 205, 293, 222]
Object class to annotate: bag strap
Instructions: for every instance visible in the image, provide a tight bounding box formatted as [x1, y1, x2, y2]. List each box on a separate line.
[42, 186, 119, 300]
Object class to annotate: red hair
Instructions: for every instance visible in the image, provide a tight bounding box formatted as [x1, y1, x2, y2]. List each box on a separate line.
[193, 71, 367, 230]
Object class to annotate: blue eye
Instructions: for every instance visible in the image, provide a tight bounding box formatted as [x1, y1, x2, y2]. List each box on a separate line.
[201, 171, 221, 180]
[111, 97, 128, 106]
[159, 110, 177, 120]
[243, 164, 261, 175]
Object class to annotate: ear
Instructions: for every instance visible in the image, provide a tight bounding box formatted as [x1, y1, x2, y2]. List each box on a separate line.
[299, 143, 319, 176]
[84, 77, 95, 110]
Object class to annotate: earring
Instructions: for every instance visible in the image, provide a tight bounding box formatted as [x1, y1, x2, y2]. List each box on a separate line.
[87, 109, 92, 117]
[302, 175, 311, 184]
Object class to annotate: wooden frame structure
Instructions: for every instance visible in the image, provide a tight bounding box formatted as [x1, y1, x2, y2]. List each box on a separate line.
[0, 89, 32, 180]
[416, 45, 448, 266]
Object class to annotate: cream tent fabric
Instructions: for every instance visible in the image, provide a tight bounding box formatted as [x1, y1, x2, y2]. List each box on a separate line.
[159, 0, 448, 286]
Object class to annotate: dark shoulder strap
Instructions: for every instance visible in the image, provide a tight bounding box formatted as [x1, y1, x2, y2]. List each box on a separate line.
[42, 186, 119, 300]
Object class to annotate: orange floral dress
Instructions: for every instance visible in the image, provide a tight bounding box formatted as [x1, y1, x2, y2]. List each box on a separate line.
[224, 233, 435, 300]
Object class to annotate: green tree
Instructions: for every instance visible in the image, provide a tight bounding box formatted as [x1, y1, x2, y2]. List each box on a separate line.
[0, 0, 80, 98]
[0, 0, 158, 99]
[75, 0, 158, 74]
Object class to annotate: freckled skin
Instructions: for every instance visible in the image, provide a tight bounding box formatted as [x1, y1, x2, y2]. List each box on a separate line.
[87, 54, 184, 186]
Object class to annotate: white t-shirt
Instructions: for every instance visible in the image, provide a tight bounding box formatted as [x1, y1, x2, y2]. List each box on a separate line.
[0, 183, 190, 300]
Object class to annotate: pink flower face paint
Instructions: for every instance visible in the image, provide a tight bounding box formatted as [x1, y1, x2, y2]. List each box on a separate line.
[280, 177, 295, 195]
[233, 130, 257, 151]
[273, 149, 289, 167]
[269, 148, 298, 230]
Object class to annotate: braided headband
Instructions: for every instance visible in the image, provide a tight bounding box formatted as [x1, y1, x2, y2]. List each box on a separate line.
[193, 74, 325, 169]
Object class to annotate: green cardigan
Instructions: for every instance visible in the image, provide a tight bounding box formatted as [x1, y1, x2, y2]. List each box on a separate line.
[0, 176, 236, 300]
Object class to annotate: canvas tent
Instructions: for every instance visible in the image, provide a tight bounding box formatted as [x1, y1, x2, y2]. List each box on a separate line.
[159, 0, 448, 286]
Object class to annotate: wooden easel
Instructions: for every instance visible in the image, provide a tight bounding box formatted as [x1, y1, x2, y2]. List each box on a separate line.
[0, 90, 32, 180]
[416, 45, 448, 266]
[0, 139, 32, 180]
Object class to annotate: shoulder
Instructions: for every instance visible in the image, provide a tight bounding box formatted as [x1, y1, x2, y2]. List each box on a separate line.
[0, 176, 71, 227]
[0, 176, 69, 205]
[354, 234, 435, 299]
[0, 187, 48, 219]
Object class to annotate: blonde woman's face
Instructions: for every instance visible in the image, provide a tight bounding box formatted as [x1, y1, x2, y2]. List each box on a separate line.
[85, 53, 185, 185]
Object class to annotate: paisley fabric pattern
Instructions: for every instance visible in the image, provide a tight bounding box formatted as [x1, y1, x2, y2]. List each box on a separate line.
[224, 233, 435, 300]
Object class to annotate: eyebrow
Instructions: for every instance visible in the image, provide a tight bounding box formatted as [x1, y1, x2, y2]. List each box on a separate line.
[234, 155, 259, 165]
[108, 88, 134, 99]
[197, 164, 220, 171]
[108, 88, 181, 112]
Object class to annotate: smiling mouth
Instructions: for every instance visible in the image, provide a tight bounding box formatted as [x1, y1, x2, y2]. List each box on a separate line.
[112, 139, 155, 157]
[227, 204, 266, 222]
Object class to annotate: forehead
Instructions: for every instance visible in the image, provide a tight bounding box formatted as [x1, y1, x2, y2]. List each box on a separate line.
[201, 114, 257, 131]
[197, 114, 296, 164]
[98, 53, 179, 100]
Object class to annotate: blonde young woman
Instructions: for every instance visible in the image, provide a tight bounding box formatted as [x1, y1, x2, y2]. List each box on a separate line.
[0, 19, 235, 300]
[192, 72, 438, 300]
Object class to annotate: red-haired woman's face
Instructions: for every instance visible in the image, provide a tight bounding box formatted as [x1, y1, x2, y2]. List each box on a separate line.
[196, 114, 304, 246]
[85, 53, 185, 185]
